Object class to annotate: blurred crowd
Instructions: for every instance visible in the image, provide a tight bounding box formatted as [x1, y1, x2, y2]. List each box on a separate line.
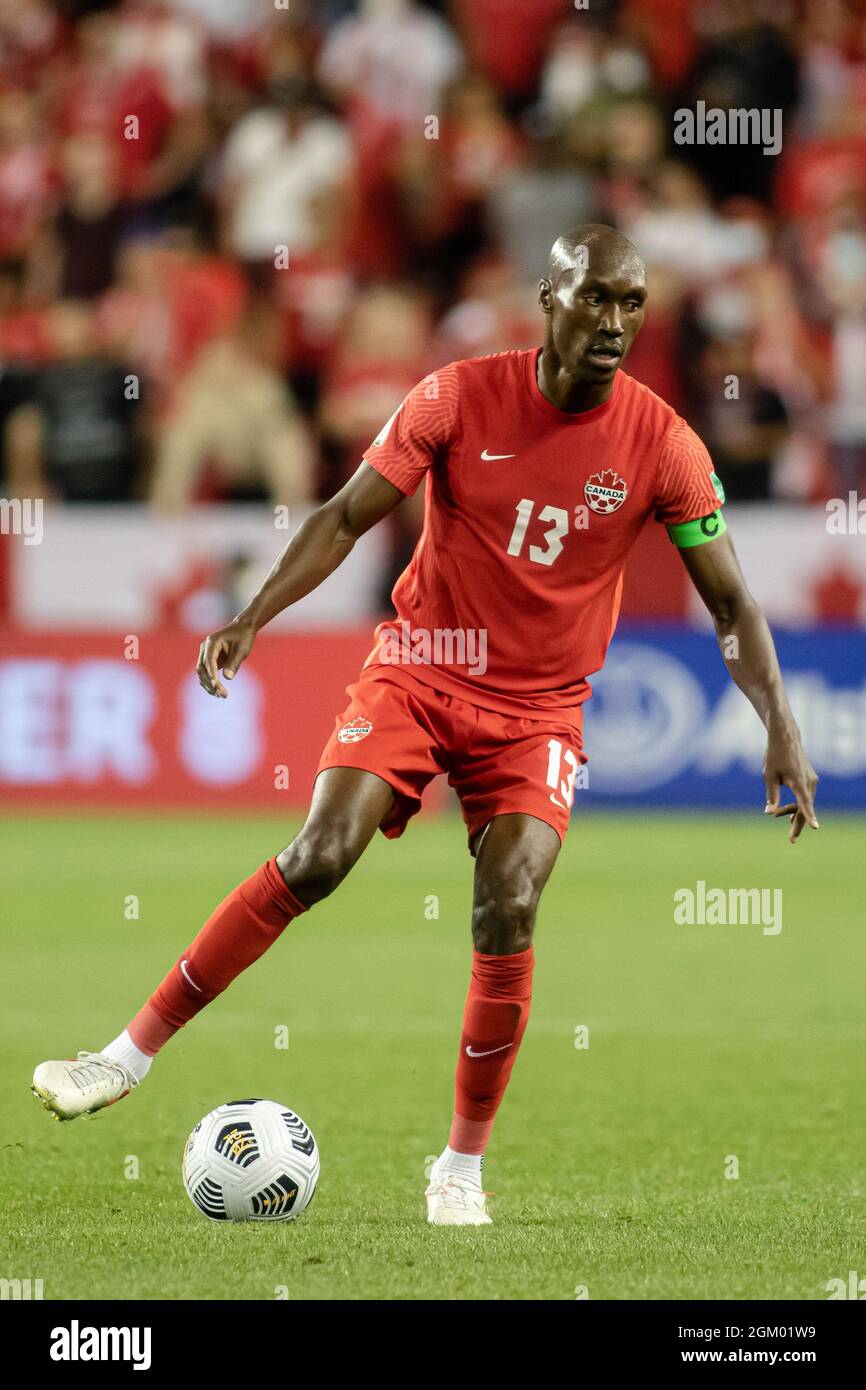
[1, 0, 866, 526]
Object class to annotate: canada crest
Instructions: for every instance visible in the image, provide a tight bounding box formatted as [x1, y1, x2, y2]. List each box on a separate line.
[337, 716, 373, 744]
[584, 468, 628, 515]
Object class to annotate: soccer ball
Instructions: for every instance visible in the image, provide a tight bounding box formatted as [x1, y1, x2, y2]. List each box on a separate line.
[182, 1099, 319, 1222]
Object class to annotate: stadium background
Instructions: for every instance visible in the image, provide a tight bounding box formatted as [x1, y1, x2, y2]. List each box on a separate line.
[2, 0, 866, 814]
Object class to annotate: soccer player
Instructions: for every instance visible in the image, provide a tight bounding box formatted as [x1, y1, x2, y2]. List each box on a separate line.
[33, 226, 819, 1225]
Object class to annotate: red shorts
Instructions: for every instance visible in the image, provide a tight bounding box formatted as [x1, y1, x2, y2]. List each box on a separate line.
[315, 667, 587, 851]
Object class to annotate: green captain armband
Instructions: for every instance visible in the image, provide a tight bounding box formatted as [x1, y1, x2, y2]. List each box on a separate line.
[667, 510, 727, 547]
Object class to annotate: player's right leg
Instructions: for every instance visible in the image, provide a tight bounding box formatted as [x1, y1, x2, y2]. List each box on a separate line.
[31, 768, 395, 1121]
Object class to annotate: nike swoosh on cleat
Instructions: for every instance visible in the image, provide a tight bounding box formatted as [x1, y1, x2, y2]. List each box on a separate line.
[180, 959, 202, 992]
[465, 1043, 512, 1058]
[480, 450, 515, 460]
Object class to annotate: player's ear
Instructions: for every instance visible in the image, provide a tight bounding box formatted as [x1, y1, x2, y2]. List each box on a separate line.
[538, 278, 553, 314]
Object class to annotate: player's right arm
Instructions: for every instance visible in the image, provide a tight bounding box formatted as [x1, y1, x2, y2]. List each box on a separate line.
[198, 363, 458, 697]
[196, 462, 404, 698]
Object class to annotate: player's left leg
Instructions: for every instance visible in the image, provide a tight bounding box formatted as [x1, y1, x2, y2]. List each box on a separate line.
[425, 812, 560, 1226]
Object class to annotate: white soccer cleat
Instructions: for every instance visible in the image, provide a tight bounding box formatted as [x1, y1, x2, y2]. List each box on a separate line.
[31, 1051, 138, 1121]
[425, 1165, 493, 1226]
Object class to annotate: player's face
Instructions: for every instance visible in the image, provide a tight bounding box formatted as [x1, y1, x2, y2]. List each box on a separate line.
[541, 260, 647, 384]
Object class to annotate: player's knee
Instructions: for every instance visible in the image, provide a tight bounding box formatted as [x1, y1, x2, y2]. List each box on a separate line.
[471, 890, 538, 954]
[276, 831, 357, 905]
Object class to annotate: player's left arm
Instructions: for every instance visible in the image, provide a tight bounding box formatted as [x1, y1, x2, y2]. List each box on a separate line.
[655, 417, 818, 843]
[678, 532, 819, 843]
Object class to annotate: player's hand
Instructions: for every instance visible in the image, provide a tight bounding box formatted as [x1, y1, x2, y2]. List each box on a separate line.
[196, 619, 256, 698]
[763, 725, 819, 844]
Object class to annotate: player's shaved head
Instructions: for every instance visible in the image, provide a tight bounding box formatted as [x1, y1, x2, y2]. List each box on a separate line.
[547, 224, 644, 288]
[537, 223, 647, 408]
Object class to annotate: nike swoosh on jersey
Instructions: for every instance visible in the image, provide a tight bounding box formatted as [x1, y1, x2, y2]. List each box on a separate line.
[465, 1042, 513, 1058]
[480, 449, 515, 460]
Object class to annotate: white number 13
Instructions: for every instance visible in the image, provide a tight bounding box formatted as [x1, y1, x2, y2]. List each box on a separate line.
[546, 739, 580, 808]
[507, 498, 569, 567]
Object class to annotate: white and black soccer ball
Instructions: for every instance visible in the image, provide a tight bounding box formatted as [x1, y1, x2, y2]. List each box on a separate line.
[182, 1099, 319, 1222]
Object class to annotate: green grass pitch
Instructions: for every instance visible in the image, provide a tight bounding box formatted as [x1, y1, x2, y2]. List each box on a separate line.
[2, 810, 863, 1301]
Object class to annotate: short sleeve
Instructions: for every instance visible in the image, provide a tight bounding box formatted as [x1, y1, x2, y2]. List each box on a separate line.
[362, 363, 460, 497]
[654, 416, 724, 527]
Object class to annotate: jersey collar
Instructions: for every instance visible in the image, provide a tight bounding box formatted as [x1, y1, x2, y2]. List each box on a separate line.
[525, 347, 622, 424]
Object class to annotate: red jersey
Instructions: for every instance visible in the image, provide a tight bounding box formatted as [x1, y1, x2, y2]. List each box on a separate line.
[362, 348, 721, 726]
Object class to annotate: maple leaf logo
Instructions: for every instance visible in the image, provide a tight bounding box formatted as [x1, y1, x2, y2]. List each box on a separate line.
[597, 469, 623, 490]
[337, 716, 373, 744]
[585, 469, 628, 514]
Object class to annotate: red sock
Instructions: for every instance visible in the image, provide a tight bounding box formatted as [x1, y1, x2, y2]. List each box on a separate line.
[448, 946, 535, 1155]
[127, 858, 307, 1055]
